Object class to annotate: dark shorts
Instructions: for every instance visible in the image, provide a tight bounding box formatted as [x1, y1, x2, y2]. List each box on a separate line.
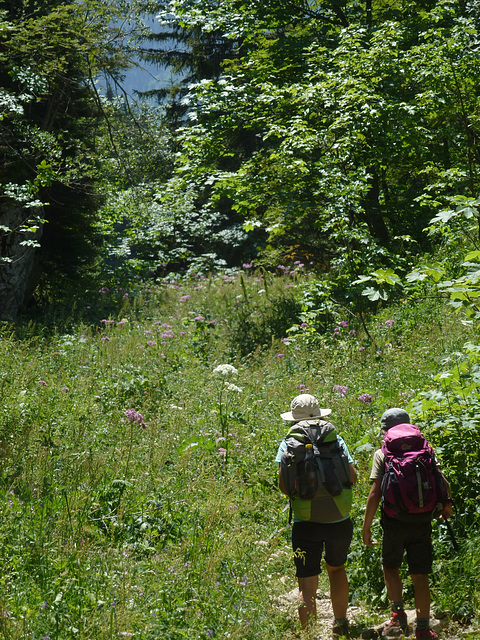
[381, 514, 433, 574]
[291, 518, 353, 578]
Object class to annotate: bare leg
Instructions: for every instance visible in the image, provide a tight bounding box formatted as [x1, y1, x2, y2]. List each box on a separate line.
[297, 574, 318, 630]
[411, 573, 430, 619]
[383, 565, 403, 602]
[326, 563, 349, 620]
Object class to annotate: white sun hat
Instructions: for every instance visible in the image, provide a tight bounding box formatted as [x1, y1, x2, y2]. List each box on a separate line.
[281, 394, 331, 422]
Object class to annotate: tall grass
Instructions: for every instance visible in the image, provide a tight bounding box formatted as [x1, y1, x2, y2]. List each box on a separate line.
[0, 270, 476, 638]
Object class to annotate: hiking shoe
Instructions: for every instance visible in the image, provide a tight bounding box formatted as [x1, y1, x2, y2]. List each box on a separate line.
[382, 611, 409, 638]
[332, 619, 349, 638]
[415, 630, 439, 640]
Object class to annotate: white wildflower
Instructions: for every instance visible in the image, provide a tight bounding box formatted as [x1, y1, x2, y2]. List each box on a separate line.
[225, 383, 242, 393]
[213, 364, 238, 377]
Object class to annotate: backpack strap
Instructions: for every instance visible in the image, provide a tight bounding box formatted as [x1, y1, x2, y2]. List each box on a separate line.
[332, 443, 352, 488]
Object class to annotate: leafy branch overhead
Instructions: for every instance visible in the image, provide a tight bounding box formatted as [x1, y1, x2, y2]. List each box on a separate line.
[2, 0, 480, 325]
[155, 0, 480, 275]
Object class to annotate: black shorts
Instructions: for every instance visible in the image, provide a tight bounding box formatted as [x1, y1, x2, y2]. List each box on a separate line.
[291, 518, 353, 578]
[381, 514, 433, 574]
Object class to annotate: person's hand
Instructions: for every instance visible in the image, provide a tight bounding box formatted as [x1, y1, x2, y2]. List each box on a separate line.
[440, 502, 453, 520]
[362, 526, 377, 546]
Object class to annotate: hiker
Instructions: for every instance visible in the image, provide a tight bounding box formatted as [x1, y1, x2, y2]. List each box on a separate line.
[276, 394, 357, 638]
[362, 408, 453, 640]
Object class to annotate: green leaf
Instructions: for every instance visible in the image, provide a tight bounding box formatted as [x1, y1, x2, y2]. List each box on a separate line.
[407, 265, 445, 283]
[371, 269, 401, 286]
[362, 286, 387, 301]
[464, 251, 480, 262]
[429, 209, 458, 224]
[351, 275, 372, 285]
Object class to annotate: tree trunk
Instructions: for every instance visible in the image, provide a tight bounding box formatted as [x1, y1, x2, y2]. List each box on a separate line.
[362, 169, 390, 245]
[0, 202, 43, 320]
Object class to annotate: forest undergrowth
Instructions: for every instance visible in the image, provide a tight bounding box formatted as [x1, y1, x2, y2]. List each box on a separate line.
[0, 267, 479, 639]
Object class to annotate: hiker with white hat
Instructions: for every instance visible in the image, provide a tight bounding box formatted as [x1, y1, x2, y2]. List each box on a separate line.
[276, 394, 357, 638]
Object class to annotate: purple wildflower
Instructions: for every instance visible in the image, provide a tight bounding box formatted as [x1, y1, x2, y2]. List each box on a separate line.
[38, 380, 47, 386]
[333, 385, 348, 396]
[358, 393, 373, 403]
[124, 409, 147, 428]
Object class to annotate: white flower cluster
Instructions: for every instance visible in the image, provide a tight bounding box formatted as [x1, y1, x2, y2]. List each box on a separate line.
[213, 364, 238, 377]
[224, 383, 242, 393]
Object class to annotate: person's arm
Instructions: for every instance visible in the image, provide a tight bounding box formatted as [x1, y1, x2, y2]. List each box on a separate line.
[440, 472, 453, 520]
[278, 467, 287, 495]
[337, 435, 356, 485]
[349, 462, 357, 485]
[362, 478, 382, 546]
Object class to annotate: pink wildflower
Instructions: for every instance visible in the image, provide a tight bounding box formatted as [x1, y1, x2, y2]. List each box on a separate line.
[124, 409, 147, 428]
[333, 385, 348, 396]
[358, 393, 373, 403]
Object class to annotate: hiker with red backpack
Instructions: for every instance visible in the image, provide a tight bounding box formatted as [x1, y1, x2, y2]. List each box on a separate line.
[362, 408, 453, 640]
[276, 394, 357, 638]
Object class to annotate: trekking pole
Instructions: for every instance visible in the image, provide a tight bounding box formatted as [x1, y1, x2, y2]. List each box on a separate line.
[443, 517, 459, 552]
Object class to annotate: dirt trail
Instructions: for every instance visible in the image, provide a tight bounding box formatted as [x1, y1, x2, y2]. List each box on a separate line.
[276, 588, 475, 639]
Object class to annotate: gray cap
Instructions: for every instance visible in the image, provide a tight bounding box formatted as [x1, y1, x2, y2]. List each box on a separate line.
[380, 407, 410, 431]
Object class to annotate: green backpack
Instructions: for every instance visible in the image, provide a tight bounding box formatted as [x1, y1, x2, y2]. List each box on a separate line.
[280, 421, 352, 523]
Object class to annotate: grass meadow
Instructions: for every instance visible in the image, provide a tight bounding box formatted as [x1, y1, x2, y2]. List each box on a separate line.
[0, 269, 478, 639]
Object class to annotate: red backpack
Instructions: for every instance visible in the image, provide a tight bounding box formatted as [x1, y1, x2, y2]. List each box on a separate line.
[381, 423, 449, 521]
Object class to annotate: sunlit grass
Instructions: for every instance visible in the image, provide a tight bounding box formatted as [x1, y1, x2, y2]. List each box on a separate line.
[0, 270, 476, 638]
